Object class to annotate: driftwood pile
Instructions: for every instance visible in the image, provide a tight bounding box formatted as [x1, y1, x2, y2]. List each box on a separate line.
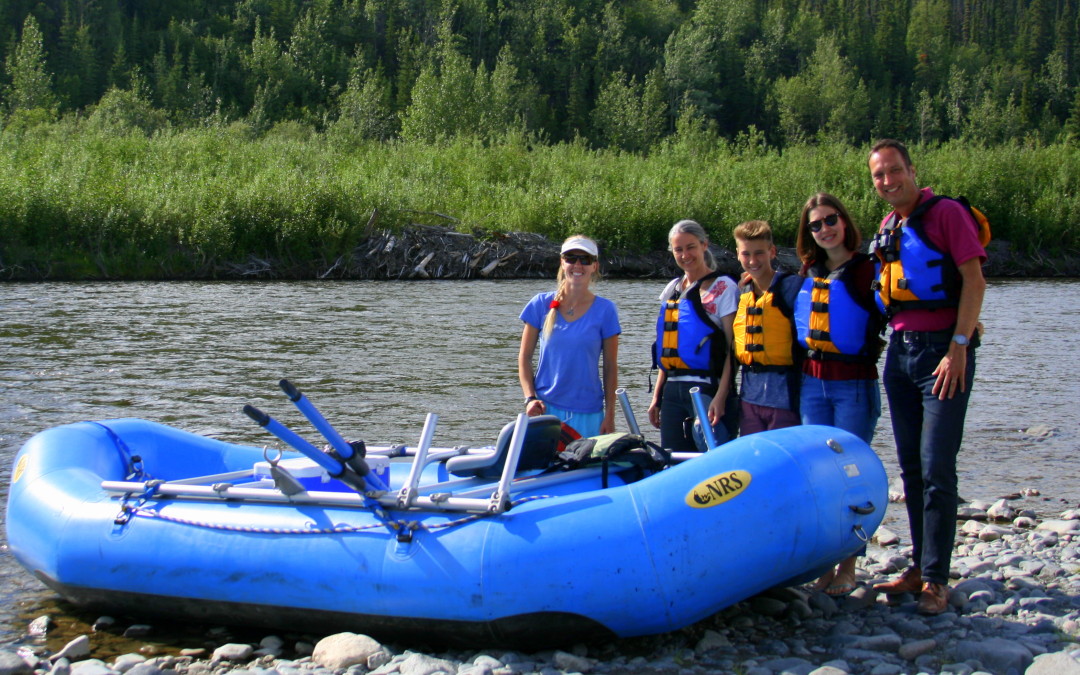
[313, 225, 709, 281]
[224, 224, 816, 281]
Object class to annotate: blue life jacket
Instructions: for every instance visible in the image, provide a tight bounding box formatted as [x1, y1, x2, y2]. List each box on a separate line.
[795, 255, 878, 363]
[654, 271, 727, 379]
[871, 195, 969, 316]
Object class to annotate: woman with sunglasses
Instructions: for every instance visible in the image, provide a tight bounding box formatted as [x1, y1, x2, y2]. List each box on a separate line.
[794, 193, 886, 597]
[518, 235, 621, 437]
[647, 220, 739, 451]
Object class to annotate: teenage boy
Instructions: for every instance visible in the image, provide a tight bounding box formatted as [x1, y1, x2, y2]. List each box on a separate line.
[732, 220, 803, 434]
[867, 139, 987, 615]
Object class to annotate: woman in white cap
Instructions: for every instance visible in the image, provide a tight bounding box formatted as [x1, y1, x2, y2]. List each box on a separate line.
[647, 219, 739, 451]
[518, 235, 621, 437]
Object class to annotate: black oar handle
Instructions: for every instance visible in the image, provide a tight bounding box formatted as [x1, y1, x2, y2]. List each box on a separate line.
[279, 379, 302, 402]
[243, 405, 270, 426]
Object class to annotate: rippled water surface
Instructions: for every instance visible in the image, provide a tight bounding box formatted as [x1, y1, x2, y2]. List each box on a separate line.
[1, 278, 1076, 653]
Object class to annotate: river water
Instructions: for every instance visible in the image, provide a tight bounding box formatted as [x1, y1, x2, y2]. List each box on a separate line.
[0, 278, 1076, 653]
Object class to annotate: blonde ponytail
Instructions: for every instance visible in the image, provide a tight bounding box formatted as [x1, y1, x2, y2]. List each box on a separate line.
[541, 269, 567, 340]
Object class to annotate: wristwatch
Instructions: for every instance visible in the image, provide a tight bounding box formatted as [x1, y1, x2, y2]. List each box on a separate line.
[525, 395, 539, 405]
[951, 334, 969, 346]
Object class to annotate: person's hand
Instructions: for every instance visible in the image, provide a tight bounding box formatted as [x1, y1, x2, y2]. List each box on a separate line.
[647, 401, 661, 429]
[707, 394, 726, 426]
[931, 345, 968, 400]
[600, 414, 615, 435]
[525, 399, 546, 416]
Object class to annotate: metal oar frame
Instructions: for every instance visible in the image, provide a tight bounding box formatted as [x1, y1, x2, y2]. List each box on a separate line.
[101, 387, 693, 522]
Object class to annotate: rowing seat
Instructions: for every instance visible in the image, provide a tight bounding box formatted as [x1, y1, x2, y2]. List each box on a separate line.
[445, 415, 562, 479]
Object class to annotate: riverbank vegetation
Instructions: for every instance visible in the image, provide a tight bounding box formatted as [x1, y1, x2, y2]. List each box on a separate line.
[2, 127, 1077, 279]
[0, 0, 1079, 278]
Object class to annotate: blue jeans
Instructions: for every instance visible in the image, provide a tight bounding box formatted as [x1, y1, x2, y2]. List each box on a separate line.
[799, 374, 881, 444]
[659, 380, 737, 451]
[884, 330, 976, 585]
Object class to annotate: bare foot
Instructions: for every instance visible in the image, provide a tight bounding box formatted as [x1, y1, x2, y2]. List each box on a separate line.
[813, 567, 836, 592]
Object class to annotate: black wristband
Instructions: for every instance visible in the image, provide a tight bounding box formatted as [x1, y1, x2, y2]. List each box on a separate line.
[524, 396, 539, 405]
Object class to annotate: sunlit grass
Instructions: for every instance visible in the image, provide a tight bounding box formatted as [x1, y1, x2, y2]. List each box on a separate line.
[0, 122, 1075, 279]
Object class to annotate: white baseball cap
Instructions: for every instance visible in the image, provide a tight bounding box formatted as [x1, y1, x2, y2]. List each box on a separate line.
[560, 236, 599, 257]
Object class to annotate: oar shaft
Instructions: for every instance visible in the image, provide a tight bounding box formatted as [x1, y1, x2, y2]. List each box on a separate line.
[689, 387, 720, 451]
[279, 379, 355, 460]
[242, 405, 343, 476]
[278, 380, 387, 491]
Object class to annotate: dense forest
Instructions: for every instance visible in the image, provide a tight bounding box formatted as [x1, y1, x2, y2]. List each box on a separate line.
[2, 0, 1079, 280]
[3, 0, 1080, 147]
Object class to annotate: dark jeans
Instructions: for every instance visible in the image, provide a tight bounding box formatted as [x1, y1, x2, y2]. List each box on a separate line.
[659, 380, 738, 452]
[883, 330, 976, 585]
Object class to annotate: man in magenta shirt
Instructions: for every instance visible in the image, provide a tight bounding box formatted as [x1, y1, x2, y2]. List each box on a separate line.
[867, 139, 987, 615]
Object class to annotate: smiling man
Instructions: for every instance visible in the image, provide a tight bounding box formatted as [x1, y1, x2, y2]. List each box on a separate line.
[867, 139, 987, 615]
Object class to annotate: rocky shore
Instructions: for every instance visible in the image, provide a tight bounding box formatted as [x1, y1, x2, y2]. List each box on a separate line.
[3, 496, 1078, 675]
[225, 225, 1078, 282]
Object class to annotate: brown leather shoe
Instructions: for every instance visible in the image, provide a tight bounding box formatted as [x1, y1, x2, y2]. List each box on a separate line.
[917, 582, 949, 615]
[873, 567, 922, 595]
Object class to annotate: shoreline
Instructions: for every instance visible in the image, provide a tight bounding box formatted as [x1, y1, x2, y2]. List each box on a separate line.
[3, 226, 1078, 282]
[5, 495, 1078, 675]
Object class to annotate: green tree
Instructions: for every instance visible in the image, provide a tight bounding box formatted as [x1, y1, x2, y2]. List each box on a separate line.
[771, 35, 870, 144]
[87, 75, 170, 135]
[5, 15, 58, 116]
[591, 67, 666, 152]
[334, 62, 397, 140]
[906, 0, 950, 93]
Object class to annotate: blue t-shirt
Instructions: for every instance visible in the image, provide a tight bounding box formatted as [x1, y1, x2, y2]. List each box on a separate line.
[739, 272, 802, 411]
[520, 292, 621, 413]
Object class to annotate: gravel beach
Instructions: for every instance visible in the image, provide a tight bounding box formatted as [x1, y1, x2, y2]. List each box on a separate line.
[4, 496, 1078, 675]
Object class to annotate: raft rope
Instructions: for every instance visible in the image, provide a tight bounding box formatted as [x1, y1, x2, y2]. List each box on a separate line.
[106, 427, 558, 539]
[125, 493, 556, 536]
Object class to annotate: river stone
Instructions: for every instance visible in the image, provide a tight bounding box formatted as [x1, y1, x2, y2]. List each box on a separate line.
[28, 616, 52, 636]
[979, 524, 1013, 541]
[758, 656, 815, 674]
[897, 638, 937, 661]
[695, 630, 732, 652]
[961, 520, 986, 536]
[987, 499, 1016, 521]
[311, 634, 382, 671]
[397, 652, 457, 675]
[1037, 519, 1080, 535]
[211, 645, 253, 663]
[950, 637, 1033, 674]
[958, 506, 987, 520]
[750, 596, 788, 616]
[1026, 651, 1080, 674]
[0, 651, 33, 675]
[53, 636, 92, 662]
[69, 660, 115, 675]
[111, 655, 146, 673]
[122, 626, 152, 639]
[553, 651, 591, 673]
[123, 665, 162, 675]
[874, 527, 900, 545]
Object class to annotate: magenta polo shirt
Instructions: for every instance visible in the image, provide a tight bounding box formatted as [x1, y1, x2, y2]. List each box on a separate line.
[881, 187, 988, 332]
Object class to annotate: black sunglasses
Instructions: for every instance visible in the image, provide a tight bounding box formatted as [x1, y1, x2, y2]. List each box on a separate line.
[562, 253, 596, 265]
[808, 213, 840, 233]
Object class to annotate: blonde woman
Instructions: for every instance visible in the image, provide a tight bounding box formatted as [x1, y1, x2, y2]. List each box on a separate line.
[518, 236, 621, 437]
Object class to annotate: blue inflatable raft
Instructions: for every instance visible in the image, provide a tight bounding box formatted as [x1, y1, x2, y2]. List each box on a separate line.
[6, 386, 887, 647]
